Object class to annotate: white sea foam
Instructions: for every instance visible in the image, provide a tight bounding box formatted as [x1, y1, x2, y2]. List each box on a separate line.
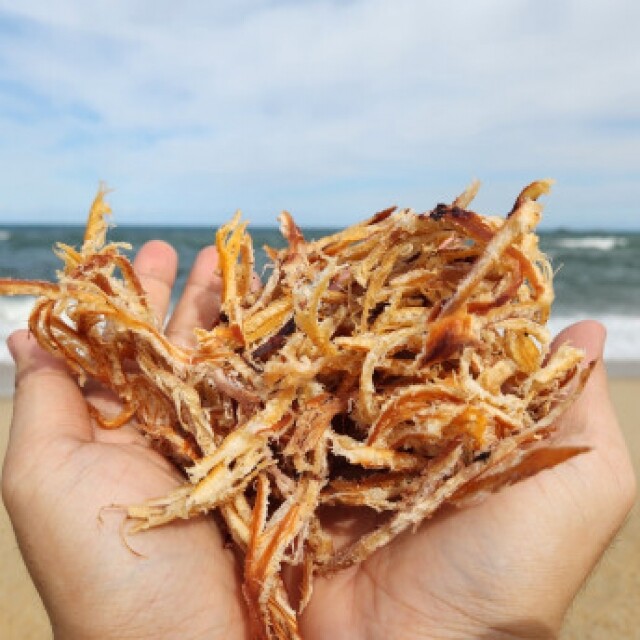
[1, 300, 638, 371]
[548, 314, 640, 362]
[0, 229, 11, 242]
[0, 297, 35, 365]
[556, 236, 628, 251]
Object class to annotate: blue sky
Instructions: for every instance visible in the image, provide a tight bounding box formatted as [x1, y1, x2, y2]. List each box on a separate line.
[0, 1, 638, 228]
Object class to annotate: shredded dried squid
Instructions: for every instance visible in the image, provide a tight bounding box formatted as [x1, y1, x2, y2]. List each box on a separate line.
[0, 181, 592, 640]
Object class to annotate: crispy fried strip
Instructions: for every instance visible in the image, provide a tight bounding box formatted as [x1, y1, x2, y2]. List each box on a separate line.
[0, 179, 590, 640]
[438, 198, 542, 318]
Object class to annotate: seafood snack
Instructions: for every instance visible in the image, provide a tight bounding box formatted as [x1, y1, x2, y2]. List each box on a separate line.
[0, 180, 591, 639]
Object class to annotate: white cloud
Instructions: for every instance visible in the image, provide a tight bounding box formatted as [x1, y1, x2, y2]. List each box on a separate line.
[0, 0, 638, 227]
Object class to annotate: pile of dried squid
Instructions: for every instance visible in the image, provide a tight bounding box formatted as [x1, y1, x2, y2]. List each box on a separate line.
[0, 180, 592, 640]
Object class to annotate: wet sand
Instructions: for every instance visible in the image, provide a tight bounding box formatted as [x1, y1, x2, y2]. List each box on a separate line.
[0, 378, 638, 639]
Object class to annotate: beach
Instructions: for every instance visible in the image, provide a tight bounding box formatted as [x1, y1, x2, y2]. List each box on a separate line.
[0, 368, 638, 639]
[0, 392, 51, 639]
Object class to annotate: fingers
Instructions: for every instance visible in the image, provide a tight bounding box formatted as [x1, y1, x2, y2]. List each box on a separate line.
[5, 330, 92, 451]
[552, 320, 611, 430]
[552, 321, 613, 438]
[3, 242, 178, 462]
[165, 246, 222, 348]
[552, 320, 636, 513]
[133, 240, 178, 325]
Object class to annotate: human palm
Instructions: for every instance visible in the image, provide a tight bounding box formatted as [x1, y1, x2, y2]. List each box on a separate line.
[302, 324, 635, 639]
[3, 241, 247, 640]
[3, 242, 635, 640]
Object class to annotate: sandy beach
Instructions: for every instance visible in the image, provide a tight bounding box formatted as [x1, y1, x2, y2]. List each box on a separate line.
[0, 370, 638, 639]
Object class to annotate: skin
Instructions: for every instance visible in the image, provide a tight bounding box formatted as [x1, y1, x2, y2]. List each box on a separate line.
[2, 241, 636, 640]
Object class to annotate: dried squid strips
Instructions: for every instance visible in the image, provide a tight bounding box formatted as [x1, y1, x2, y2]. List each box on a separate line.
[0, 180, 590, 640]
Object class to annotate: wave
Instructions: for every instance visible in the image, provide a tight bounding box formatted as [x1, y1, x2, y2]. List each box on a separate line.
[1, 297, 639, 369]
[0, 229, 11, 242]
[554, 236, 628, 251]
[0, 297, 35, 366]
[548, 314, 640, 362]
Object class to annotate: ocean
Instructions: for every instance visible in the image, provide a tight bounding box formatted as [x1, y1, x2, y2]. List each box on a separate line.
[1, 225, 639, 367]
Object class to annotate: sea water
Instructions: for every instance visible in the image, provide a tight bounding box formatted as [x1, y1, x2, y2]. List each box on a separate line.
[1, 225, 638, 365]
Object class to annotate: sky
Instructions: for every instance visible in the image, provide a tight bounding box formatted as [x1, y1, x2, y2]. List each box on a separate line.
[0, 1, 639, 228]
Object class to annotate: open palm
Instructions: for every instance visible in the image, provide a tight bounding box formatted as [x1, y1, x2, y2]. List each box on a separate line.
[3, 241, 248, 640]
[302, 322, 635, 639]
[3, 242, 635, 640]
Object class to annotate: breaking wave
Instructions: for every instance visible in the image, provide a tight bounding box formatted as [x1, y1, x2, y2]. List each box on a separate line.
[555, 236, 628, 251]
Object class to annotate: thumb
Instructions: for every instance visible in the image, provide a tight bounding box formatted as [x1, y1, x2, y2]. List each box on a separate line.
[552, 322, 635, 496]
[552, 320, 610, 431]
[551, 318, 606, 363]
[6, 329, 92, 451]
[551, 320, 614, 434]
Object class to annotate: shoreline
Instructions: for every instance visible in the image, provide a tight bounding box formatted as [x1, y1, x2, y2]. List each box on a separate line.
[2, 359, 640, 398]
[606, 359, 640, 378]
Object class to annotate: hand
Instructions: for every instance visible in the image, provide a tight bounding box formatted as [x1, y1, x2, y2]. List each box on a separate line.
[3, 237, 636, 640]
[2, 241, 249, 640]
[300, 321, 637, 639]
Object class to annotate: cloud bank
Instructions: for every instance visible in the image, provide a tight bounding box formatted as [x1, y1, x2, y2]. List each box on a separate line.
[0, 0, 638, 227]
